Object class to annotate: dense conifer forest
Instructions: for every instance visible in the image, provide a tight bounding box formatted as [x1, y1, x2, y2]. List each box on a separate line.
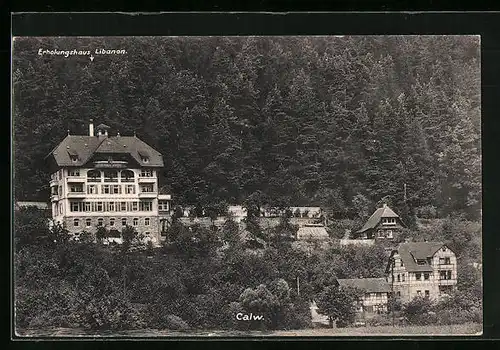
[13, 36, 481, 220]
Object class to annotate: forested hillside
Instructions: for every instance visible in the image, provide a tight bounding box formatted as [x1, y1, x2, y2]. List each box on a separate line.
[12, 36, 481, 220]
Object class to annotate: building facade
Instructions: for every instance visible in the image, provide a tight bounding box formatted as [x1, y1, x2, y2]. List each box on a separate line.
[45, 121, 172, 244]
[355, 203, 405, 240]
[337, 278, 391, 318]
[386, 241, 457, 302]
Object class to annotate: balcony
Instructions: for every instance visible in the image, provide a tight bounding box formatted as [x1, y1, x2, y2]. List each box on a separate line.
[438, 279, 457, 286]
[104, 178, 119, 183]
[67, 192, 86, 198]
[50, 194, 59, 202]
[138, 177, 156, 183]
[67, 176, 86, 183]
[87, 178, 102, 183]
[138, 192, 157, 198]
[94, 160, 128, 169]
[438, 263, 454, 268]
[50, 179, 58, 187]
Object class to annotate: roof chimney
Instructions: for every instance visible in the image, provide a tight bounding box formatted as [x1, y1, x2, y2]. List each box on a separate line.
[96, 123, 110, 138]
[89, 119, 94, 136]
[383, 203, 387, 208]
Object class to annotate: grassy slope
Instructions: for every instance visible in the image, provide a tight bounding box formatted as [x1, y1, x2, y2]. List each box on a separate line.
[16, 323, 482, 337]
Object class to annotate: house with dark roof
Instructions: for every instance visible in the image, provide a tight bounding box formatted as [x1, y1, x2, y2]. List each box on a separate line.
[45, 121, 172, 244]
[385, 241, 457, 302]
[355, 203, 405, 240]
[337, 278, 391, 316]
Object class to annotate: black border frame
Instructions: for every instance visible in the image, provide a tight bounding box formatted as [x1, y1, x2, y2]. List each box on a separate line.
[8, 11, 499, 344]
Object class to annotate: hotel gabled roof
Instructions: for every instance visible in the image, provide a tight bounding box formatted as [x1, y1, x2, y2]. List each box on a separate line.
[46, 134, 164, 168]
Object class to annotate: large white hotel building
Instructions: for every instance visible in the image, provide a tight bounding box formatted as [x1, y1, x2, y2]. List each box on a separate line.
[45, 121, 172, 243]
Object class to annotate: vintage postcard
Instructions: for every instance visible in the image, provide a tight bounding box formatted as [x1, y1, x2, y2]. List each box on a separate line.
[12, 34, 482, 338]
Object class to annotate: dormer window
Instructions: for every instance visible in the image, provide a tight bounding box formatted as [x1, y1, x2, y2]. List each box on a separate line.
[138, 150, 150, 163]
[68, 149, 79, 162]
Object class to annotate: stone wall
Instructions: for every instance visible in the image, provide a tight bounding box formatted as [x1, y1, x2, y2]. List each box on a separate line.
[63, 215, 161, 242]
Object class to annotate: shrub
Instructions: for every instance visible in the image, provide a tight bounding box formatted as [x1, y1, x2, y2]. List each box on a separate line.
[416, 205, 438, 219]
[387, 297, 403, 312]
[164, 315, 190, 331]
[366, 314, 394, 327]
[402, 296, 435, 325]
[239, 284, 279, 330]
[327, 219, 363, 239]
[96, 226, 108, 242]
[280, 299, 312, 330]
[226, 301, 245, 330]
[15, 281, 81, 329]
[435, 308, 481, 325]
[433, 289, 482, 325]
[79, 230, 95, 244]
[76, 292, 146, 330]
[316, 285, 361, 328]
